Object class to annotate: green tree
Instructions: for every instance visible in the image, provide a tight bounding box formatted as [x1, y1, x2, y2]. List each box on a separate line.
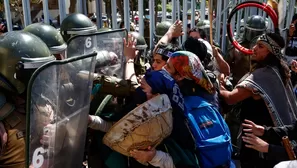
[166, 4, 172, 13]
[157, 4, 162, 11]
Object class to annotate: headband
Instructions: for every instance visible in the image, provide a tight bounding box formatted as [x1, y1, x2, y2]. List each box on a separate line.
[257, 34, 283, 59]
[155, 47, 173, 58]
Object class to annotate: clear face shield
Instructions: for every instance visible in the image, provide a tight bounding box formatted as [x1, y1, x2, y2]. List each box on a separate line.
[15, 56, 56, 90]
[244, 26, 266, 42]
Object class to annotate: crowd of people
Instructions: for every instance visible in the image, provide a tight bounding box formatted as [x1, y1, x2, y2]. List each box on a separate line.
[1, 11, 297, 168]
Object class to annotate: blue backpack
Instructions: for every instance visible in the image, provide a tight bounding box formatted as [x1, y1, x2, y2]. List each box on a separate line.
[184, 96, 232, 168]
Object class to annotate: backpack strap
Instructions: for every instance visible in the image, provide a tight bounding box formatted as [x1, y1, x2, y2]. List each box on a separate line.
[185, 96, 213, 110]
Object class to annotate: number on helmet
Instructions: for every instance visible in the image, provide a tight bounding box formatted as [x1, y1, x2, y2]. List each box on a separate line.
[85, 37, 92, 48]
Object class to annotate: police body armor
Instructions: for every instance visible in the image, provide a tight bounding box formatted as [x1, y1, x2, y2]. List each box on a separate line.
[0, 31, 55, 168]
[0, 93, 26, 168]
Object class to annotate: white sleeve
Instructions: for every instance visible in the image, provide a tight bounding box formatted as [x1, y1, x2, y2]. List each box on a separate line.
[273, 160, 297, 168]
[88, 115, 113, 132]
[148, 150, 175, 168]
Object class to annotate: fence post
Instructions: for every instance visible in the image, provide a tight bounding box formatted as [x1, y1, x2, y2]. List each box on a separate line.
[149, 0, 155, 50]
[182, 0, 188, 43]
[200, 0, 205, 20]
[42, 0, 50, 24]
[3, 0, 12, 31]
[138, 0, 144, 36]
[124, 0, 130, 30]
[58, 0, 66, 25]
[22, 0, 32, 27]
[191, 0, 196, 29]
[162, 0, 167, 21]
[172, 0, 177, 23]
[111, 0, 117, 29]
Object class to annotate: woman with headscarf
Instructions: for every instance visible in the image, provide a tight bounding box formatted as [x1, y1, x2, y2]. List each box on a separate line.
[88, 70, 198, 168]
[163, 51, 234, 168]
[219, 32, 297, 168]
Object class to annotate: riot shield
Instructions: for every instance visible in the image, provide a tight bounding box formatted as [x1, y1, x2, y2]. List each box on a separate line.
[25, 52, 97, 168]
[67, 29, 127, 78]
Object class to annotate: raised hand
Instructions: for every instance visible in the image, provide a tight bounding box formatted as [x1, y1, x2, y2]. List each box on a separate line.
[167, 20, 184, 38]
[242, 119, 265, 136]
[123, 34, 138, 60]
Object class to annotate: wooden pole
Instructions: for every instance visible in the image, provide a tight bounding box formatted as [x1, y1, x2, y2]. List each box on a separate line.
[282, 136, 296, 160]
[208, 0, 213, 45]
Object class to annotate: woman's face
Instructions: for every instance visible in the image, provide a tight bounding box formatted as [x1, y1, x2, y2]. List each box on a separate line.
[164, 59, 183, 82]
[252, 42, 270, 61]
[152, 54, 167, 71]
[140, 78, 154, 100]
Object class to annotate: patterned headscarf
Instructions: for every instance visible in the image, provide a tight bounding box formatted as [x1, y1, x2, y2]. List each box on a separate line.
[257, 34, 283, 59]
[169, 51, 214, 94]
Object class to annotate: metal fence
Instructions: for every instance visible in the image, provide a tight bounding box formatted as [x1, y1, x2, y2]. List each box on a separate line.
[2, 0, 296, 53]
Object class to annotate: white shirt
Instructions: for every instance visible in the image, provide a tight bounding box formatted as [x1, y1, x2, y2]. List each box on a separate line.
[274, 161, 297, 168]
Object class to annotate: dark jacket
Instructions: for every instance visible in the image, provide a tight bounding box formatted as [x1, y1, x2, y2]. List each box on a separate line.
[262, 121, 297, 162]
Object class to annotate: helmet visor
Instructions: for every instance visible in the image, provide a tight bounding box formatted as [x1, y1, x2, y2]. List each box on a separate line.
[244, 26, 266, 41]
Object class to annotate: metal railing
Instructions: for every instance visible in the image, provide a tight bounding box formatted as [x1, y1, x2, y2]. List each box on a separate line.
[1, 0, 296, 53]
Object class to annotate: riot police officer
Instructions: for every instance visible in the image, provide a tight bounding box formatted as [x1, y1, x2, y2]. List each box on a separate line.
[226, 15, 266, 85]
[89, 32, 145, 99]
[0, 31, 55, 168]
[60, 13, 98, 58]
[196, 20, 216, 42]
[155, 21, 172, 43]
[60, 13, 97, 42]
[155, 21, 181, 48]
[129, 31, 149, 76]
[23, 23, 67, 60]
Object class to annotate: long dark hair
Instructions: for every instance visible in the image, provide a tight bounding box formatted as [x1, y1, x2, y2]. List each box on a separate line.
[252, 33, 291, 85]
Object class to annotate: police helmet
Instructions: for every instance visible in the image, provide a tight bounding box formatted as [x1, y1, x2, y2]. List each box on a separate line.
[24, 23, 67, 55]
[0, 31, 55, 94]
[129, 31, 148, 50]
[60, 13, 97, 42]
[155, 21, 172, 38]
[244, 15, 266, 42]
